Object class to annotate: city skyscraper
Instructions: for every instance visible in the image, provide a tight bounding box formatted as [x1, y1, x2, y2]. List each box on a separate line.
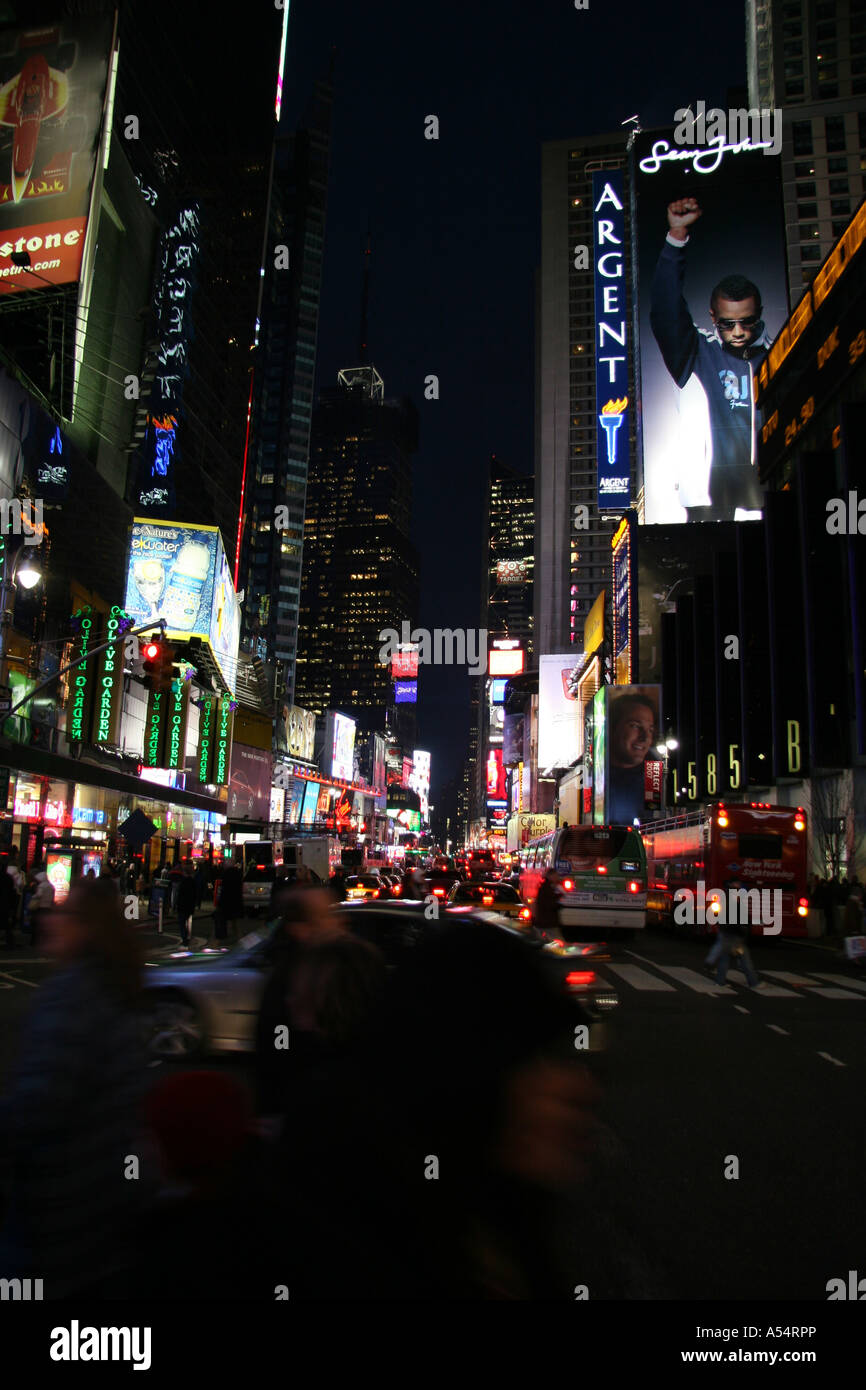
[535, 131, 637, 657]
[238, 79, 333, 710]
[748, 0, 866, 297]
[295, 364, 419, 739]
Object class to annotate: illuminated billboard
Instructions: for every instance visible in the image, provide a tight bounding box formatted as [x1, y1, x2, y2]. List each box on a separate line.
[394, 679, 417, 704]
[488, 645, 525, 677]
[635, 127, 787, 523]
[486, 748, 507, 802]
[593, 170, 631, 513]
[284, 704, 316, 762]
[410, 749, 431, 818]
[391, 645, 419, 679]
[325, 711, 356, 782]
[125, 519, 241, 692]
[227, 743, 270, 820]
[495, 558, 527, 585]
[592, 685, 662, 826]
[0, 15, 115, 295]
[538, 653, 582, 770]
[611, 514, 636, 685]
[490, 678, 508, 704]
[301, 779, 321, 826]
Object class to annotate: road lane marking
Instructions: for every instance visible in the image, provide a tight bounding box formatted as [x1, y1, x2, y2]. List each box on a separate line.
[605, 963, 675, 991]
[810, 973, 866, 994]
[767, 1024, 789, 1035]
[0, 971, 37, 987]
[734, 1005, 750, 1014]
[817, 1052, 846, 1067]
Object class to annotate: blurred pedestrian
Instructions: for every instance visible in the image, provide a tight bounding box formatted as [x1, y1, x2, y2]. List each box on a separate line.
[253, 886, 344, 1117]
[714, 912, 761, 989]
[27, 861, 54, 950]
[134, 1071, 273, 1300]
[329, 868, 347, 901]
[0, 879, 155, 1297]
[0, 860, 17, 948]
[532, 867, 562, 934]
[176, 863, 197, 948]
[215, 860, 243, 940]
[273, 923, 600, 1298]
[843, 884, 865, 938]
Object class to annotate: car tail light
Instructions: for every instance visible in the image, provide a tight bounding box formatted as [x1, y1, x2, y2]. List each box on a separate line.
[794, 812, 805, 830]
[718, 813, 729, 827]
[596, 865, 607, 875]
[394, 886, 402, 895]
[565, 970, 596, 988]
[433, 887, 445, 897]
[372, 889, 380, 898]
[628, 880, 640, 893]
[519, 907, 531, 921]
[562, 878, 574, 891]
[798, 898, 809, 916]
[482, 894, 494, 906]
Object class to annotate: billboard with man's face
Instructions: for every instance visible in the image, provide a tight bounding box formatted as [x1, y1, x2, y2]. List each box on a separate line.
[593, 685, 662, 826]
[0, 16, 115, 295]
[635, 127, 787, 523]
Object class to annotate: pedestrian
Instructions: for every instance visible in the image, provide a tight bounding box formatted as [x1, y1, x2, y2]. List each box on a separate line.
[216, 860, 243, 940]
[27, 861, 55, 950]
[176, 864, 197, 948]
[194, 858, 208, 909]
[843, 884, 865, 938]
[0, 879, 156, 1297]
[532, 867, 562, 934]
[0, 860, 17, 948]
[713, 895, 763, 989]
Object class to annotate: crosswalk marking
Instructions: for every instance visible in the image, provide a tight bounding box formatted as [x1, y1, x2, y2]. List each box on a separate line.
[805, 987, 864, 1000]
[605, 963, 675, 991]
[647, 965, 734, 995]
[810, 973, 866, 994]
[729, 979, 798, 997]
[767, 1024, 789, 1035]
[764, 971, 821, 987]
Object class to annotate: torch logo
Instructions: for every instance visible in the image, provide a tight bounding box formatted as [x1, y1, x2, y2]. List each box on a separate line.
[599, 396, 628, 464]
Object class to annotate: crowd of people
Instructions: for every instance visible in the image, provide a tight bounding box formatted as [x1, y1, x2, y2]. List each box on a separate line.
[0, 876, 600, 1300]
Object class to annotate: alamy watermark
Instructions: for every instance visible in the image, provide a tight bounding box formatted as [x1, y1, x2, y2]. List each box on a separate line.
[673, 881, 782, 935]
[379, 621, 488, 676]
[0, 497, 43, 544]
[673, 103, 782, 159]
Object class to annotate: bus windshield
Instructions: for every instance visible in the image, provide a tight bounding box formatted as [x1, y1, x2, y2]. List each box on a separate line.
[559, 825, 631, 868]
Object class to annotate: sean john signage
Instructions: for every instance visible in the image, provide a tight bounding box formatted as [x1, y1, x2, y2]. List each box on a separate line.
[592, 171, 631, 513]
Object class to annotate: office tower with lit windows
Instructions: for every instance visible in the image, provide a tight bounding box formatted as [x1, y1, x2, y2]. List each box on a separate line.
[295, 365, 419, 738]
[485, 456, 534, 656]
[535, 132, 637, 655]
[239, 80, 333, 709]
[748, 0, 866, 298]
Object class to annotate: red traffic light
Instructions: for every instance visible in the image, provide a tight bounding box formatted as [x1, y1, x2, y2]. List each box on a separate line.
[143, 640, 160, 661]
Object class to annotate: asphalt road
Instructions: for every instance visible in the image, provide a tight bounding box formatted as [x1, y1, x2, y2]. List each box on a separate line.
[0, 919, 863, 1301]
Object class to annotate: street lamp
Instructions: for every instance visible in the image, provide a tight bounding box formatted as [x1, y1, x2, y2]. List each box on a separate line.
[0, 543, 42, 692]
[654, 736, 679, 811]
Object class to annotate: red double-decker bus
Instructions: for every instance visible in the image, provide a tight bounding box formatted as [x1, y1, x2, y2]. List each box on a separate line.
[642, 803, 810, 937]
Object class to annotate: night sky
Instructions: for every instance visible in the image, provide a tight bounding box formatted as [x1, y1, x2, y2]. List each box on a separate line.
[282, 0, 747, 800]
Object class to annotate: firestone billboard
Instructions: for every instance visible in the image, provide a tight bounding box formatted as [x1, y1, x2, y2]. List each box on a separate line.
[0, 15, 115, 294]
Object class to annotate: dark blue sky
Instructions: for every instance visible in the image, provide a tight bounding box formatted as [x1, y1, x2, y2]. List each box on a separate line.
[283, 0, 748, 797]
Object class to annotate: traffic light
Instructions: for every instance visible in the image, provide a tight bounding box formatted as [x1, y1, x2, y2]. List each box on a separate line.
[142, 637, 176, 690]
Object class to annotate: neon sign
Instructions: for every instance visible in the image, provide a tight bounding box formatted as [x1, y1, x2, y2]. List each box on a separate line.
[593, 171, 630, 512]
[638, 135, 777, 177]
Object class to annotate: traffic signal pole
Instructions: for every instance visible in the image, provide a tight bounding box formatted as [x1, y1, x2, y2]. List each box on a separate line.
[4, 620, 167, 723]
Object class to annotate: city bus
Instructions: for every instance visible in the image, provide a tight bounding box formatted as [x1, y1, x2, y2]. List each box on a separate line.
[641, 802, 809, 937]
[518, 824, 648, 938]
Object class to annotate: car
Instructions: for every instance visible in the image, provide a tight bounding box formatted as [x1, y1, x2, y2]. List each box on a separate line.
[446, 879, 531, 922]
[344, 873, 387, 900]
[139, 903, 618, 1059]
[464, 849, 496, 880]
[242, 864, 275, 916]
[343, 900, 618, 1047]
